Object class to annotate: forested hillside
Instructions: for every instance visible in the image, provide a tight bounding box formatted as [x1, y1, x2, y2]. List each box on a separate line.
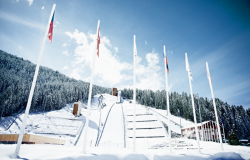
[1, 49, 249, 140]
[0, 50, 111, 118]
[121, 88, 250, 139]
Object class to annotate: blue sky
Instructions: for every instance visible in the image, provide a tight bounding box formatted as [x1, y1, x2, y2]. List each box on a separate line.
[0, 0, 250, 109]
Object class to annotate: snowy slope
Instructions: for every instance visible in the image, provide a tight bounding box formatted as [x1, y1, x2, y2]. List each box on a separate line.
[1, 94, 250, 160]
[75, 94, 118, 147]
[97, 103, 125, 148]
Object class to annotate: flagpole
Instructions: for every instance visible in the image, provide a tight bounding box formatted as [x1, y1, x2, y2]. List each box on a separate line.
[82, 20, 100, 153]
[13, 4, 56, 158]
[222, 123, 225, 143]
[212, 122, 215, 142]
[197, 95, 204, 141]
[210, 123, 212, 141]
[205, 124, 207, 141]
[164, 46, 172, 153]
[133, 35, 137, 152]
[185, 53, 201, 153]
[206, 62, 224, 151]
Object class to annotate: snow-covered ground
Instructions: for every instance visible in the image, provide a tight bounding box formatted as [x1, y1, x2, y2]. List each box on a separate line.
[1, 141, 250, 160]
[0, 103, 84, 143]
[1, 94, 250, 160]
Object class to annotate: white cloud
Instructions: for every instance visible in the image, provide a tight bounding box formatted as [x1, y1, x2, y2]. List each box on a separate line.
[62, 66, 68, 70]
[66, 29, 132, 86]
[70, 67, 82, 80]
[27, 0, 33, 6]
[63, 51, 68, 56]
[145, 40, 147, 45]
[41, 6, 44, 10]
[114, 47, 118, 53]
[65, 30, 167, 91]
[62, 43, 67, 47]
[135, 51, 164, 91]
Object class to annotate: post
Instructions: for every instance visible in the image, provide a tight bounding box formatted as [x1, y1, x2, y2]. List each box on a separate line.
[206, 62, 224, 151]
[205, 123, 207, 141]
[185, 53, 201, 153]
[133, 35, 137, 152]
[197, 94, 204, 141]
[212, 122, 215, 142]
[164, 46, 172, 153]
[83, 20, 100, 153]
[179, 109, 182, 138]
[13, 4, 56, 158]
[208, 122, 211, 141]
[222, 123, 226, 143]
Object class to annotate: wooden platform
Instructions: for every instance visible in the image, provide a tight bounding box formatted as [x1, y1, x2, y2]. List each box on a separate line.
[0, 134, 65, 145]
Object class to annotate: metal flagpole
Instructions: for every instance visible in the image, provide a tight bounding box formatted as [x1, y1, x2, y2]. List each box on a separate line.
[197, 94, 204, 141]
[206, 62, 224, 151]
[208, 124, 211, 141]
[83, 20, 100, 153]
[216, 124, 219, 143]
[203, 125, 206, 141]
[210, 123, 213, 141]
[204, 124, 206, 141]
[222, 123, 226, 143]
[185, 53, 201, 153]
[133, 35, 137, 152]
[178, 109, 183, 138]
[205, 123, 207, 141]
[13, 4, 56, 158]
[164, 46, 172, 153]
[212, 122, 215, 142]
[207, 124, 209, 141]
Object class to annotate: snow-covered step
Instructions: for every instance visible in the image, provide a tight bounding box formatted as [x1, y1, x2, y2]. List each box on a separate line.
[127, 121, 162, 129]
[126, 115, 157, 122]
[125, 110, 150, 115]
[127, 128, 165, 137]
[127, 137, 166, 149]
[126, 114, 152, 116]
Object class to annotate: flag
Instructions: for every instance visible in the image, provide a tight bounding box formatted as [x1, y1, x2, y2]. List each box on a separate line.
[185, 53, 193, 81]
[163, 53, 169, 73]
[97, 27, 100, 57]
[134, 35, 137, 57]
[48, 11, 55, 43]
[206, 62, 213, 86]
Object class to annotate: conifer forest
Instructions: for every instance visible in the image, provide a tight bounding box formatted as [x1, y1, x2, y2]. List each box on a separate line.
[1, 50, 250, 139]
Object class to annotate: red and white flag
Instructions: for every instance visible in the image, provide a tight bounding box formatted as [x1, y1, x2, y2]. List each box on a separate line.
[97, 27, 100, 57]
[206, 62, 213, 86]
[48, 11, 55, 43]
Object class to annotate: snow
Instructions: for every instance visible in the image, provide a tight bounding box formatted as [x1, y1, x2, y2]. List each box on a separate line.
[0, 142, 250, 160]
[98, 104, 125, 148]
[1, 94, 250, 160]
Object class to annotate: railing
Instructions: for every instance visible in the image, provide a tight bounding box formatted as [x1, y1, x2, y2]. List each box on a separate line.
[121, 104, 126, 148]
[95, 103, 115, 146]
[183, 128, 220, 142]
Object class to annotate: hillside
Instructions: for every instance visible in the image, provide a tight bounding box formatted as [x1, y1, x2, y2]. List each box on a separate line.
[0, 49, 250, 140]
[0, 95, 250, 160]
[121, 88, 250, 139]
[0, 50, 111, 118]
